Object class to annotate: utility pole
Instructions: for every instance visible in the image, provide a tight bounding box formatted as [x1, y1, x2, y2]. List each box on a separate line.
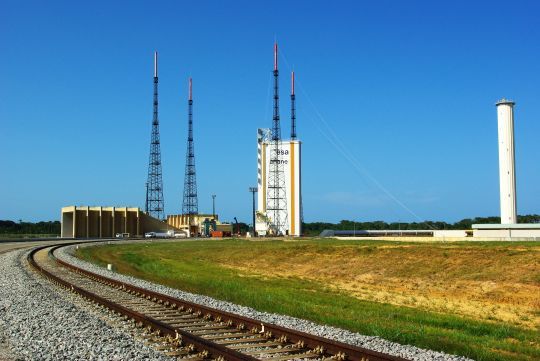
[249, 187, 257, 236]
[233, 217, 240, 236]
[212, 194, 216, 219]
[145, 182, 149, 214]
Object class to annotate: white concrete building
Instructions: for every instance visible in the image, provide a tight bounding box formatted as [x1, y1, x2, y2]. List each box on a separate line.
[256, 128, 302, 236]
[496, 99, 517, 224]
[472, 224, 540, 240]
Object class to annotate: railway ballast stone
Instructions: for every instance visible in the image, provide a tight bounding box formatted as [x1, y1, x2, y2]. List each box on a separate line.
[59, 242, 473, 361]
[0, 248, 173, 360]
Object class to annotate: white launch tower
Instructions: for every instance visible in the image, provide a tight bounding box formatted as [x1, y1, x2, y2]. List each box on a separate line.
[256, 129, 302, 236]
[496, 99, 517, 224]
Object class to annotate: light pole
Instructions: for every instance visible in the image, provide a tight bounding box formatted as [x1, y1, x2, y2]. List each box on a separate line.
[249, 187, 257, 236]
[145, 182, 149, 214]
[212, 195, 216, 219]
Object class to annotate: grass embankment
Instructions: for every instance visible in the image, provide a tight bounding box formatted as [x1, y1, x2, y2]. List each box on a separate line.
[77, 239, 540, 361]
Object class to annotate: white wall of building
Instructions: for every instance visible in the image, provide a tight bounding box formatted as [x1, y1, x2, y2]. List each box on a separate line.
[433, 230, 468, 237]
[256, 129, 302, 236]
[472, 223, 540, 239]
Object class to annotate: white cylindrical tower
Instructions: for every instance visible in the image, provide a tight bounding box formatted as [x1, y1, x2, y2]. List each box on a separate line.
[496, 98, 517, 224]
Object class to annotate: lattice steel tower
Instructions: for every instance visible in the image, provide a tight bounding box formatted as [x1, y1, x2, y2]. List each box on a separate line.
[291, 71, 297, 140]
[291, 70, 303, 228]
[182, 78, 198, 216]
[266, 43, 288, 235]
[145, 51, 165, 220]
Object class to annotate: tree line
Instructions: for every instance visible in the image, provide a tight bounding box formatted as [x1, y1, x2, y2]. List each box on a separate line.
[0, 220, 61, 235]
[2, 214, 539, 237]
[301, 215, 540, 236]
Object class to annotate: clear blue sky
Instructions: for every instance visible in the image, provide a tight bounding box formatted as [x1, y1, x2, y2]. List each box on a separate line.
[1, 0, 539, 224]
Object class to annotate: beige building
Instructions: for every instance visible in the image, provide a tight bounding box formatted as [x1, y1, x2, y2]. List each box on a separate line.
[167, 214, 231, 236]
[61, 206, 172, 238]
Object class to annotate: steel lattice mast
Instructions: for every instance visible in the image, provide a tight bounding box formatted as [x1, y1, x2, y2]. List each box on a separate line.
[146, 51, 165, 220]
[291, 70, 303, 230]
[266, 43, 288, 235]
[291, 71, 296, 140]
[182, 78, 198, 217]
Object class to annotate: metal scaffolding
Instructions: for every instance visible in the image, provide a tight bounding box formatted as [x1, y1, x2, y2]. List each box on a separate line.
[266, 43, 288, 235]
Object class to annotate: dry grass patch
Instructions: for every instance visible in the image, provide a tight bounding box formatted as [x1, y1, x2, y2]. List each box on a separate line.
[77, 239, 540, 361]
[214, 242, 540, 329]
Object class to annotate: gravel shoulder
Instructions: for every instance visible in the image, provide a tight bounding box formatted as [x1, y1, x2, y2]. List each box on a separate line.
[60, 241, 472, 361]
[0, 248, 172, 360]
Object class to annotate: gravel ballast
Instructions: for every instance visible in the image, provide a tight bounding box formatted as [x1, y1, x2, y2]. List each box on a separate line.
[0, 248, 173, 360]
[58, 241, 472, 361]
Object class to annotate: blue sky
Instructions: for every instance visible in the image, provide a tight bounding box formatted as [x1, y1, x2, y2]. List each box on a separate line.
[1, 0, 539, 223]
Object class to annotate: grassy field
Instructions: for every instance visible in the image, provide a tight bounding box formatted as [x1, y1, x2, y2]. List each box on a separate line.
[77, 239, 540, 361]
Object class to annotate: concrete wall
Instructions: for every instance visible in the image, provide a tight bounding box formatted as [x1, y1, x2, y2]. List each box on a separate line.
[101, 210, 113, 237]
[75, 210, 87, 238]
[473, 228, 540, 238]
[88, 210, 100, 238]
[61, 209, 74, 238]
[114, 209, 125, 234]
[127, 211, 139, 236]
[433, 230, 468, 237]
[61, 206, 172, 238]
[142, 212, 173, 233]
[472, 223, 540, 240]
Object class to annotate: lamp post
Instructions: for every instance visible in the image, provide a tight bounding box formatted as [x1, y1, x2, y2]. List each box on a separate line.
[212, 195, 216, 219]
[249, 187, 257, 236]
[145, 182, 149, 214]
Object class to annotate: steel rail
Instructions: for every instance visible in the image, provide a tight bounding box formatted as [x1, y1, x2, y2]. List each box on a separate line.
[28, 244, 256, 361]
[30, 242, 409, 361]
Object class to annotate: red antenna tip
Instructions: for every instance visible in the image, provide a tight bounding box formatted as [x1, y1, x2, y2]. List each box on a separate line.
[291, 71, 295, 95]
[189, 78, 192, 101]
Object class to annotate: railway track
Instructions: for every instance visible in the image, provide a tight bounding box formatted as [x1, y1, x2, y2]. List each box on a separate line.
[28, 243, 408, 361]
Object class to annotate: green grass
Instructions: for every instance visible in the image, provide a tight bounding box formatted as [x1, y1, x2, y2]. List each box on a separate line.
[77, 239, 540, 361]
